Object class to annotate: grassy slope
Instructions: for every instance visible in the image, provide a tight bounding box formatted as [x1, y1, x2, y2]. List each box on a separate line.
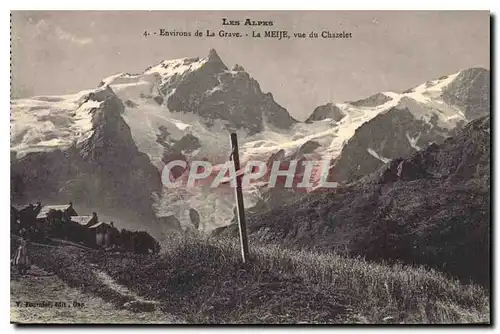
[25, 233, 489, 324]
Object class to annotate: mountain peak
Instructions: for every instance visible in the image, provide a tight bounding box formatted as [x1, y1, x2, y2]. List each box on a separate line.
[441, 67, 490, 119]
[202, 48, 228, 73]
[207, 48, 223, 62]
[460, 67, 489, 75]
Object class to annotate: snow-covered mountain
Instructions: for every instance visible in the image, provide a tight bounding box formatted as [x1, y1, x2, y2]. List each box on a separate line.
[101, 49, 297, 135]
[325, 67, 490, 181]
[10, 49, 489, 233]
[11, 86, 162, 233]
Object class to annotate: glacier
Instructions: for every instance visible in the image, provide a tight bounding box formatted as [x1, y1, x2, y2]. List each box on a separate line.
[10, 50, 486, 232]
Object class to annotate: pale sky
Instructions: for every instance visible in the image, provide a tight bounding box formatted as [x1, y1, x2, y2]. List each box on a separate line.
[11, 11, 490, 120]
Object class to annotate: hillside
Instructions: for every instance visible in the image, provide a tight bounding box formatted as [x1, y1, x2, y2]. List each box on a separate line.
[16, 233, 489, 324]
[215, 116, 490, 287]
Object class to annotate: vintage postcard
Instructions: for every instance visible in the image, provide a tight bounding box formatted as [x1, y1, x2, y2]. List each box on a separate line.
[10, 10, 490, 324]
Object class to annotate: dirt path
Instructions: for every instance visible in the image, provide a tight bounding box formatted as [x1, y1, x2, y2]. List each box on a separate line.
[94, 269, 161, 308]
[10, 265, 181, 324]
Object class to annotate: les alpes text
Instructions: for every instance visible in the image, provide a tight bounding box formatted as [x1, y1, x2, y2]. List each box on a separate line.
[222, 18, 274, 26]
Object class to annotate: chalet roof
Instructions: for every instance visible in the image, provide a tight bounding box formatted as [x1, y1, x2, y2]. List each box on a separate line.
[37, 205, 71, 219]
[70, 216, 94, 226]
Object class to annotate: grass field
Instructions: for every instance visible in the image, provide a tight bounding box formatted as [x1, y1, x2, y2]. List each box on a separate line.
[24, 232, 490, 324]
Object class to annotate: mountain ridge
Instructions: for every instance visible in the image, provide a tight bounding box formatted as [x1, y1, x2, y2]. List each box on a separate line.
[10, 50, 490, 233]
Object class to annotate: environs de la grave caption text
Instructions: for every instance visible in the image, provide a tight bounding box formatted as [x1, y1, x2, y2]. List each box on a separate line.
[143, 17, 353, 40]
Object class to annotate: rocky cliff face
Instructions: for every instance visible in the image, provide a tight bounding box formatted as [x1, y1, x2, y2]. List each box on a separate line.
[305, 103, 344, 123]
[348, 92, 392, 108]
[441, 67, 490, 119]
[333, 106, 466, 182]
[150, 49, 297, 134]
[11, 86, 161, 227]
[327, 68, 490, 182]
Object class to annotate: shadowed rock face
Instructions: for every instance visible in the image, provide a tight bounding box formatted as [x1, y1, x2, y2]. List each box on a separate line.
[442, 67, 490, 119]
[296, 140, 321, 156]
[11, 87, 162, 226]
[333, 107, 454, 182]
[215, 117, 490, 287]
[305, 103, 344, 123]
[165, 49, 297, 134]
[172, 134, 201, 154]
[306, 68, 489, 184]
[332, 72, 489, 183]
[349, 92, 392, 108]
